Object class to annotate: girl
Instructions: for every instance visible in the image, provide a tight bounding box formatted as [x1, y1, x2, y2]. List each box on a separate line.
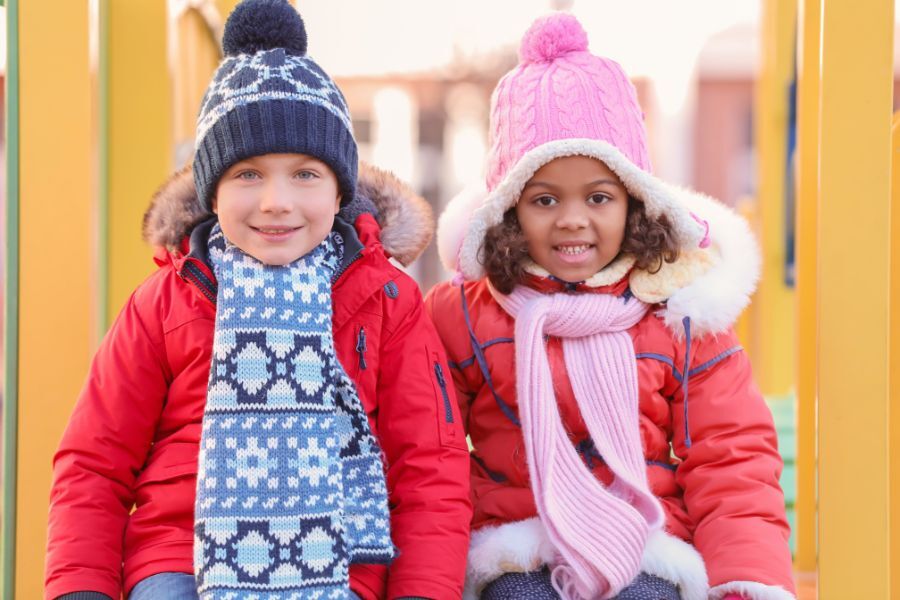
[426, 12, 794, 600]
[46, 1, 470, 599]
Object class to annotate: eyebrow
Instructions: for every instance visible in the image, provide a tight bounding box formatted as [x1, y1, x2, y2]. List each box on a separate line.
[523, 178, 622, 190]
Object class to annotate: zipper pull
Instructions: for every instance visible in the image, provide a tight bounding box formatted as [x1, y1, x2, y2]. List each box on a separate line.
[356, 326, 367, 370]
[434, 362, 446, 386]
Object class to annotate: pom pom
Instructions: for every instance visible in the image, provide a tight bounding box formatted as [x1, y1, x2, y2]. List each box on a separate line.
[223, 0, 307, 57]
[519, 12, 589, 64]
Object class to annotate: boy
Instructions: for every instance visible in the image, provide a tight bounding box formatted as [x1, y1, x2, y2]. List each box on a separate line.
[45, 1, 471, 598]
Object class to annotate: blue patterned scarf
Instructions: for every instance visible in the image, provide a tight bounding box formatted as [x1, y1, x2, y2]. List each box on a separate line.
[194, 224, 393, 599]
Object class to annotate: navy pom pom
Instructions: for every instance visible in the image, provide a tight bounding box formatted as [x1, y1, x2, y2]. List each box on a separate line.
[222, 0, 307, 57]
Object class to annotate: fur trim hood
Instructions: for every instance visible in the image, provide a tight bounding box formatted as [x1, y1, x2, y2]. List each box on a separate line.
[437, 176, 760, 339]
[142, 161, 434, 267]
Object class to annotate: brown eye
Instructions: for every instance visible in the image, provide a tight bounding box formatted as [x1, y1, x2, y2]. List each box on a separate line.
[588, 194, 611, 205]
[534, 195, 557, 207]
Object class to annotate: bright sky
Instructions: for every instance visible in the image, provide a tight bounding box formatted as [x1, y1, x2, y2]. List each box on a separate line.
[299, 0, 761, 78]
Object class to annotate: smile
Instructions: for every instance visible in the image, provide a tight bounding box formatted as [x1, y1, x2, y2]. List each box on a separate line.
[554, 244, 593, 255]
[251, 226, 301, 240]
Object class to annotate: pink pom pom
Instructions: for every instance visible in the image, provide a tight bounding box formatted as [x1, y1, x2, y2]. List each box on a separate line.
[519, 13, 589, 64]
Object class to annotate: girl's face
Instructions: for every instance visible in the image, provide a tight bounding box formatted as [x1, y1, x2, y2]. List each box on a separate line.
[515, 155, 629, 282]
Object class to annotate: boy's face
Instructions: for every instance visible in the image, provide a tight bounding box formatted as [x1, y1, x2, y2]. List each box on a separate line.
[515, 155, 629, 282]
[213, 153, 342, 265]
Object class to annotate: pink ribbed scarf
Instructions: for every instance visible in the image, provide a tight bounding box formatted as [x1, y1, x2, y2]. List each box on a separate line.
[490, 284, 665, 600]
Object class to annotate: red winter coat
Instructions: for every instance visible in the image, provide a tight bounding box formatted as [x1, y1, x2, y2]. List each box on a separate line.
[46, 165, 471, 600]
[425, 273, 794, 598]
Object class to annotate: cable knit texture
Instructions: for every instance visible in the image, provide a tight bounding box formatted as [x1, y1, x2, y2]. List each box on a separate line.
[455, 13, 707, 282]
[489, 284, 664, 599]
[486, 12, 650, 191]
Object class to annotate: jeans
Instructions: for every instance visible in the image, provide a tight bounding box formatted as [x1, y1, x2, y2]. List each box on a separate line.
[129, 573, 198, 600]
[480, 570, 681, 600]
[129, 572, 364, 600]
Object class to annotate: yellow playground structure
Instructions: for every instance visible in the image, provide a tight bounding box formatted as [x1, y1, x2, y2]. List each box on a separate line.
[1, 0, 899, 598]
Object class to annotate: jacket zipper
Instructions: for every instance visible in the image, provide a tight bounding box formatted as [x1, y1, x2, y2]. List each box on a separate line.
[356, 326, 367, 370]
[433, 362, 453, 423]
[181, 259, 216, 304]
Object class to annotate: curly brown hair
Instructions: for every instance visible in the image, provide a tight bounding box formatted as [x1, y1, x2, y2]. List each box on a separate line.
[480, 197, 680, 294]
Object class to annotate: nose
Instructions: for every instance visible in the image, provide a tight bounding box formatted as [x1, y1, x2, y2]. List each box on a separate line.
[258, 179, 292, 213]
[555, 200, 589, 230]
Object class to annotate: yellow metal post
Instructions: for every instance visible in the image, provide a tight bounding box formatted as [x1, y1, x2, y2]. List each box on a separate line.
[816, 0, 894, 597]
[216, 0, 241, 20]
[793, 0, 819, 574]
[890, 112, 900, 598]
[172, 6, 224, 169]
[17, 2, 98, 596]
[753, 0, 796, 396]
[107, 0, 172, 325]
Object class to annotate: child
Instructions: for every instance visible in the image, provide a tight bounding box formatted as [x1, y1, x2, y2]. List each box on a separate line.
[45, 1, 471, 599]
[426, 13, 794, 600]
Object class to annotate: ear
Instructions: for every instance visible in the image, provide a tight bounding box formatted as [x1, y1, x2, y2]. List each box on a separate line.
[211, 196, 218, 214]
[333, 194, 342, 215]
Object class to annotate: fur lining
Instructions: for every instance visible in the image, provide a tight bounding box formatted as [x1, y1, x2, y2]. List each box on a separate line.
[142, 165, 207, 252]
[640, 530, 709, 600]
[526, 254, 636, 288]
[464, 517, 557, 600]
[657, 189, 760, 338]
[435, 139, 760, 337]
[356, 161, 434, 266]
[709, 581, 796, 600]
[457, 138, 707, 281]
[141, 161, 434, 266]
[437, 183, 488, 273]
[464, 518, 710, 600]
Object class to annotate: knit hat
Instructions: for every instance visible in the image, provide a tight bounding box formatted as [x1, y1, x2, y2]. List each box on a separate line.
[452, 12, 708, 281]
[193, 0, 357, 209]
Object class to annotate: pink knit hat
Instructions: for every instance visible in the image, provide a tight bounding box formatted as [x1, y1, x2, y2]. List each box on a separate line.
[486, 12, 651, 190]
[449, 12, 708, 281]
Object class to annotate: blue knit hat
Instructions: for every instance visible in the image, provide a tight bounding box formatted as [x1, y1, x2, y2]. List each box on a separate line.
[193, 0, 357, 209]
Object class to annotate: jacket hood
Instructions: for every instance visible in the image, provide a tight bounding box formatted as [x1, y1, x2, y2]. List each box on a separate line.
[142, 161, 434, 267]
[437, 181, 760, 338]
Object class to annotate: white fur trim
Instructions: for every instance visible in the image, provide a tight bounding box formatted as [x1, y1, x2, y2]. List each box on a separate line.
[660, 189, 760, 338]
[437, 182, 489, 273]
[640, 530, 709, 600]
[439, 140, 761, 337]
[464, 519, 711, 600]
[525, 254, 636, 288]
[463, 517, 557, 600]
[709, 581, 796, 600]
[457, 138, 706, 281]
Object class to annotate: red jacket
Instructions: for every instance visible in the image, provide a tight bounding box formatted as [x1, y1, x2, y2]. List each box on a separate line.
[425, 274, 794, 598]
[46, 165, 471, 600]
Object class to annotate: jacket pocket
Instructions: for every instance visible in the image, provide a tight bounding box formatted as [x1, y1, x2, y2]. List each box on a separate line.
[429, 350, 467, 450]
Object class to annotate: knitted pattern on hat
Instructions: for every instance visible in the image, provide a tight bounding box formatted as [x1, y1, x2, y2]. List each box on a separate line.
[485, 12, 650, 191]
[193, 0, 358, 209]
[453, 13, 707, 282]
[489, 283, 664, 600]
[194, 224, 393, 599]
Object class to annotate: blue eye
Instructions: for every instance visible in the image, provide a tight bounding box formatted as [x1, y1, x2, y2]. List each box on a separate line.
[588, 194, 611, 205]
[534, 195, 557, 207]
[296, 170, 319, 180]
[236, 170, 260, 180]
